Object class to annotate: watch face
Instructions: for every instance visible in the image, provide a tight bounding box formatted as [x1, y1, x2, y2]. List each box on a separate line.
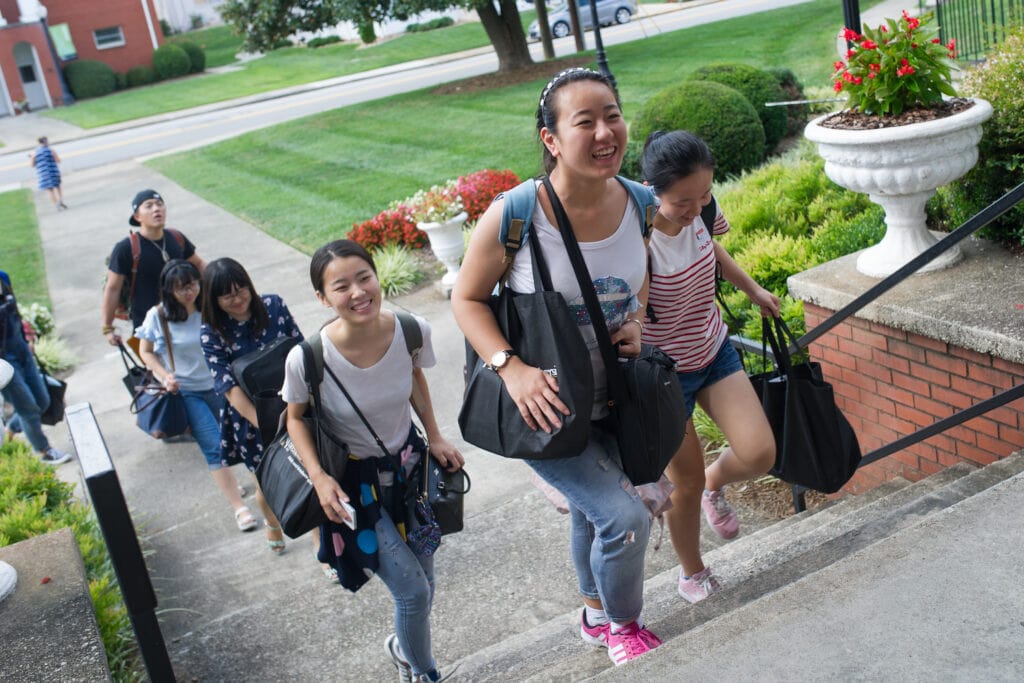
[490, 351, 509, 368]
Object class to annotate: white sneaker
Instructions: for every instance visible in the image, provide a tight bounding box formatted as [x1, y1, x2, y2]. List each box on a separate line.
[41, 447, 71, 465]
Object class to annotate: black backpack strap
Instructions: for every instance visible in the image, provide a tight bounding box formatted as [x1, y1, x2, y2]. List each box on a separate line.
[394, 311, 422, 364]
[304, 334, 325, 411]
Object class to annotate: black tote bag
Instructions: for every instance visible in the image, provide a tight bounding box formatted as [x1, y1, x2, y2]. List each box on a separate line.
[39, 369, 67, 426]
[751, 317, 861, 493]
[459, 224, 594, 460]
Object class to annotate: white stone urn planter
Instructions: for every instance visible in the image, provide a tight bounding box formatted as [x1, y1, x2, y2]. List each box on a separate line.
[804, 98, 992, 277]
[417, 211, 468, 289]
[0, 561, 16, 604]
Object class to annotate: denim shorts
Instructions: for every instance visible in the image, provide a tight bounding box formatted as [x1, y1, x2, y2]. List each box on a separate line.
[676, 338, 745, 419]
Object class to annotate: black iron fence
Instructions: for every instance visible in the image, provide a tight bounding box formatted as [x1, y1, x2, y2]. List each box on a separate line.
[935, 0, 1024, 62]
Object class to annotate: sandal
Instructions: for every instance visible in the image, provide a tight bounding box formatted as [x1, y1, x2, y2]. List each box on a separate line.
[234, 506, 257, 532]
[322, 565, 339, 583]
[265, 522, 286, 554]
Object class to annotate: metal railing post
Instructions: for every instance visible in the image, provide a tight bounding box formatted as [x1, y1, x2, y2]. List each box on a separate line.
[66, 402, 175, 683]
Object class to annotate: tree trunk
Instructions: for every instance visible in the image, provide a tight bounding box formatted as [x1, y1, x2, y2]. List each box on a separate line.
[534, 0, 555, 60]
[476, 0, 534, 72]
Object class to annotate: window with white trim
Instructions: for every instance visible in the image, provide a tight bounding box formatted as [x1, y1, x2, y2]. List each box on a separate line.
[93, 26, 125, 50]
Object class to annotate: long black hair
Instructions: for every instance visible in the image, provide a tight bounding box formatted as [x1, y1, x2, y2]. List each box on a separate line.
[309, 239, 376, 293]
[200, 257, 268, 339]
[640, 130, 716, 194]
[158, 259, 201, 323]
[536, 67, 621, 174]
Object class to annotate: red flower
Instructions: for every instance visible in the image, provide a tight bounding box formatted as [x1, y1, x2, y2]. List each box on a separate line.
[900, 58, 910, 67]
[842, 28, 860, 41]
[868, 73, 876, 79]
[833, 80, 844, 92]
[911, 42, 917, 48]
[946, 38, 956, 49]
[931, 37, 941, 44]
[846, 48, 857, 59]
[897, 65, 916, 76]
[860, 39, 878, 50]
[869, 62, 881, 71]
[853, 76, 863, 85]
[880, 25, 888, 33]
[833, 60, 846, 72]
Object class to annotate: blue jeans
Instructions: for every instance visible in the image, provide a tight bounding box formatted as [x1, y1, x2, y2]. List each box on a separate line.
[376, 507, 436, 675]
[1, 351, 51, 453]
[677, 338, 745, 419]
[181, 389, 224, 469]
[527, 429, 651, 623]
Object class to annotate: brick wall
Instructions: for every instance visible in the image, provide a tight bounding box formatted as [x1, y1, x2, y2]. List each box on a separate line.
[804, 303, 1024, 494]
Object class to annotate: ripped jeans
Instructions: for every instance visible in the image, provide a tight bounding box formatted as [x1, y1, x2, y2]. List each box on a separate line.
[527, 428, 651, 623]
[376, 506, 437, 675]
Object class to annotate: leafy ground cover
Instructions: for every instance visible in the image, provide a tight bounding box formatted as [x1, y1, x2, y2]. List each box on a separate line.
[0, 189, 49, 307]
[44, 13, 534, 129]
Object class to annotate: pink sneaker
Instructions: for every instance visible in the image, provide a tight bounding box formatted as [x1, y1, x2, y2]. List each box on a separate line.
[580, 610, 609, 648]
[607, 622, 662, 665]
[678, 566, 721, 604]
[702, 489, 739, 539]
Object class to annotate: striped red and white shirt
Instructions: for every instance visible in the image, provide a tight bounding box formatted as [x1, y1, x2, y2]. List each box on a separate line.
[644, 209, 730, 372]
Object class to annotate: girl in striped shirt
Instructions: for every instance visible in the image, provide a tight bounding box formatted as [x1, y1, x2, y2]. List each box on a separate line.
[641, 130, 779, 604]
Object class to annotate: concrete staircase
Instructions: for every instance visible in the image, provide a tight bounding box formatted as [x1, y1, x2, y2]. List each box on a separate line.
[449, 452, 1024, 681]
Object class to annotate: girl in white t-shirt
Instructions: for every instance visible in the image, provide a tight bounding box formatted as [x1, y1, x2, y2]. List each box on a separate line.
[280, 239, 463, 683]
[641, 130, 780, 604]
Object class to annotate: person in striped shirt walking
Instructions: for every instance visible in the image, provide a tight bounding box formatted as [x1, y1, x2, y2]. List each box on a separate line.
[641, 130, 779, 604]
[29, 137, 67, 211]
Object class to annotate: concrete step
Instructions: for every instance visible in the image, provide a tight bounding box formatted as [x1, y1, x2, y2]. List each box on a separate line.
[449, 454, 1024, 682]
[594, 461, 1024, 680]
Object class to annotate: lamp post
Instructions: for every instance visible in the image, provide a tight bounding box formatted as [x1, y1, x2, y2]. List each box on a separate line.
[842, 0, 861, 43]
[588, 1, 615, 88]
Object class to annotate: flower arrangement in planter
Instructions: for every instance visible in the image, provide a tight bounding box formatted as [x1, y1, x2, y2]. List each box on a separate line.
[804, 10, 992, 277]
[831, 10, 958, 120]
[408, 180, 466, 225]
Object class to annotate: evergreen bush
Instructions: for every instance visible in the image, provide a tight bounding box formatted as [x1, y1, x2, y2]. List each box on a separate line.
[689, 63, 789, 152]
[631, 80, 765, 179]
[766, 66, 810, 136]
[932, 25, 1024, 247]
[176, 40, 206, 73]
[307, 35, 342, 48]
[126, 64, 157, 88]
[63, 60, 116, 100]
[152, 44, 191, 80]
[620, 139, 644, 182]
[406, 17, 455, 32]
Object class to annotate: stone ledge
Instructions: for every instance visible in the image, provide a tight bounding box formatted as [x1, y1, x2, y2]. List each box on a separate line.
[788, 236, 1024, 365]
[0, 528, 111, 682]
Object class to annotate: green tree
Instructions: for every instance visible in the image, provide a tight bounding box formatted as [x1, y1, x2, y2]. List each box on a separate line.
[220, 0, 534, 70]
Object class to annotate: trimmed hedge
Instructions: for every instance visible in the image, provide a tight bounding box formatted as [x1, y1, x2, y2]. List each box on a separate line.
[176, 40, 206, 73]
[63, 60, 116, 100]
[631, 80, 765, 179]
[407, 17, 455, 33]
[126, 64, 156, 88]
[152, 44, 191, 80]
[307, 35, 342, 48]
[766, 66, 810, 137]
[689, 63, 789, 153]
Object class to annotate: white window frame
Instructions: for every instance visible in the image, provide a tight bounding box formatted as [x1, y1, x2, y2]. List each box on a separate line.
[93, 26, 126, 50]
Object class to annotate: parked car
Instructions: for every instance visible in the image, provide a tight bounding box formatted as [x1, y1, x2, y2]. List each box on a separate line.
[527, 0, 637, 40]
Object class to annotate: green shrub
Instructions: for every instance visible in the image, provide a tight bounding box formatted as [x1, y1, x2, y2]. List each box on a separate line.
[63, 60, 116, 100]
[620, 139, 644, 182]
[407, 17, 455, 32]
[271, 38, 293, 49]
[114, 72, 127, 90]
[307, 35, 342, 48]
[631, 80, 765, 179]
[175, 40, 206, 73]
[766, 66, 810, 137]
[689, 63, 789, 153]
[125, 64, 156, 88]
[160, 18, 174, 37]
[932, 25, 1024, 247]
[152, 44, 191, 80]
[373, 242, 422, 296]
[33, 334, 78, 374]
[0, 441, 140, 680]
[734, 232, 814, 295]
[357, 22, 377, 44]
[809, 203, 886, 262]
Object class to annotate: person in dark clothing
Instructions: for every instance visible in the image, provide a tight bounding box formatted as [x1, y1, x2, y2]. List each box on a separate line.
[100, 189, 206, 354]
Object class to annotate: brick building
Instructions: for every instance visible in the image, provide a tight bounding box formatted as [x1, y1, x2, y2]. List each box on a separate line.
[0, 0, 163, 115]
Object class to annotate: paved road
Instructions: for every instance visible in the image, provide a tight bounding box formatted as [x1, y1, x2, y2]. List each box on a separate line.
[0, 0, 814, 187]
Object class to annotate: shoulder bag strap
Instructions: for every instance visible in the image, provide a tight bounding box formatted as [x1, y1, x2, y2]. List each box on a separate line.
[394, 311, 422, 364]
[128, 232, 141, 312]
[299, 338, 330, 471]
[323, 363, 391, 459]
[540, 177, 627, 407]
[157, 306, 175, 372]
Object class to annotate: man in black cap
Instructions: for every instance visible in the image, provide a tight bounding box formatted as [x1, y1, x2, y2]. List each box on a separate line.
[101, 189, 206, 350]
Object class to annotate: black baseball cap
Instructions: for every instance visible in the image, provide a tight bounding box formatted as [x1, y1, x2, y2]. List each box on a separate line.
[129, 189, 163, 226]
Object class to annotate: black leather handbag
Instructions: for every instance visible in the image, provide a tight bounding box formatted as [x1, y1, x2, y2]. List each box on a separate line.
[39, 368, 67, 426]
[410, 451, 471, 535]
[231, 335, 300, 401]
[751, 317, 861, 493]
[545, 178, 686, 485]
[459, 220, 594, 460]
[257, 340, 349, 538]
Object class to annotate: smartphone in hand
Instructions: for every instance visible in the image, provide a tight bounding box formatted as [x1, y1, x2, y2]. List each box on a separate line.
[339, 498, 356, 531]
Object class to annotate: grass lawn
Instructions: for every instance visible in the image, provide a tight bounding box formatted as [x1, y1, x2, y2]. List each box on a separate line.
[169, 25, 245, 68]
[0, 189, 49, 307]
[149, 0, 845, 255]
[44, 13, 534, 129]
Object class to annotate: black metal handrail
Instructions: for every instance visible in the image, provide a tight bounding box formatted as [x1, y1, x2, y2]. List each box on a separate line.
[936, 0, 1024, 62]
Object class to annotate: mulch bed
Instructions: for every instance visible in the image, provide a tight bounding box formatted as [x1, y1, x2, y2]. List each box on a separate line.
[819, 97, 974, 130]
[431, 56, 596, 96]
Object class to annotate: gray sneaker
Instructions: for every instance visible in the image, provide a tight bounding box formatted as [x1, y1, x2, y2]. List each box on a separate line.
[41, 447, 71, 465]
[385, 634, 413, 683]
